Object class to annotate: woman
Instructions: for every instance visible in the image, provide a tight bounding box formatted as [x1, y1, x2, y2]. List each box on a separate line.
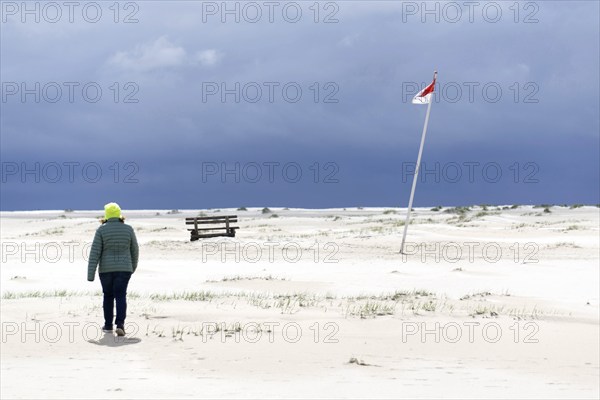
[87, 202, 139, 336]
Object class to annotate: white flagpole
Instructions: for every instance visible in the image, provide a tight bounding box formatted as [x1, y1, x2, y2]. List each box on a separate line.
[400, 71, 436, 254]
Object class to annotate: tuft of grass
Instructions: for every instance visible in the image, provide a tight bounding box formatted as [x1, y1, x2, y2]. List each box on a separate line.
[421, 300, 437, 312]
[270, 214, 279, 218]
[430, 206, 442, 212]
[543, 207, 552, 213]
[261, 207, 272, 214]
[348, 357, 371, 366]
[569, 204, 584, 209]
[149, 291, 216, 302]
[383, 209, 396, 215]
[472, 306, 489, 316]
[237, 207, 247, 211]
[352, 301, 396, 318]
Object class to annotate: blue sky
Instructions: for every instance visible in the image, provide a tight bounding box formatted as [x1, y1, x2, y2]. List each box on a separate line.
[1, 1, 599, 210]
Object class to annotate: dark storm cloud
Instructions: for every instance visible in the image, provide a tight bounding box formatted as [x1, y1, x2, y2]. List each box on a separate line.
[1, 1, 598, 210]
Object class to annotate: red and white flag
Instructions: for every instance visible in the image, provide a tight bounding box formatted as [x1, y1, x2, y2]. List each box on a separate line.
[412, 72, 437, 104]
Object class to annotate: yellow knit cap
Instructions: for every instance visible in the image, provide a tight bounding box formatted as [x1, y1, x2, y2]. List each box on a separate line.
[104, 202, 122, 220]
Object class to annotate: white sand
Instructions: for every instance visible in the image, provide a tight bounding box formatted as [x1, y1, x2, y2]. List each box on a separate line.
[1, 206, 598, 399]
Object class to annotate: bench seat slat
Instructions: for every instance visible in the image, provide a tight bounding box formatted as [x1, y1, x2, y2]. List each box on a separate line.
[188, 226, 240, 232]
[191, 233, 236, 240]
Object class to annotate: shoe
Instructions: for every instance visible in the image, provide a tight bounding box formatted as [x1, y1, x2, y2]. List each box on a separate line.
[116, 326, 126, 336]
[102, 325, 113, 333]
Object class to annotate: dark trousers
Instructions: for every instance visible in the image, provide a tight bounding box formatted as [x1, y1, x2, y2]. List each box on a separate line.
[99, 271, 132, 328]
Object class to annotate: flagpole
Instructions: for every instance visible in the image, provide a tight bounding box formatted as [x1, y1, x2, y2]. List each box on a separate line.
[400, 71, 436, 254]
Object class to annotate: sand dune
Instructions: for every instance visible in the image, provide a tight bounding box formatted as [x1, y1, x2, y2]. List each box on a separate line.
[1, 206, 598, 398]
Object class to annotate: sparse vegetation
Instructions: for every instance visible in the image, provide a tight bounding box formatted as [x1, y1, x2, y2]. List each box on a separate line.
[262, 207, 272, 214]
[547, 242, 581, 249]
[2, 290, 101, 299]
[3, 286, 558, 321]
[460, 291, 492, 301]
[210, 275, 287, 283]
[444, 206, 470, 215]
[237, 207, 248, 211]
[430, 206, 442, 212]
[149, 291, 216, 302]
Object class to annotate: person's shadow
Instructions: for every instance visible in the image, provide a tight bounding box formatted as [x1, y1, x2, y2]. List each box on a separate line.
[88, 332, 142, 346]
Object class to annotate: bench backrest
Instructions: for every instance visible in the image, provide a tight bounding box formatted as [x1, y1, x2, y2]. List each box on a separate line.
[185, 215, 238, 225]
[186, 216, 238, 232]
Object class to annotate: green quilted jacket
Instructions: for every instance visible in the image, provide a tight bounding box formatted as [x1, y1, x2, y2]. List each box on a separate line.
[87, 218, 139, 281]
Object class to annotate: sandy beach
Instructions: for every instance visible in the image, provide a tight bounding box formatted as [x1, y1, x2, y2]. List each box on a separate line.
[1, 205, 598, 398]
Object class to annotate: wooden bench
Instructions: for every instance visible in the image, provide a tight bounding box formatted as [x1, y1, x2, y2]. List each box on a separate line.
[186, 215, 239, 241]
